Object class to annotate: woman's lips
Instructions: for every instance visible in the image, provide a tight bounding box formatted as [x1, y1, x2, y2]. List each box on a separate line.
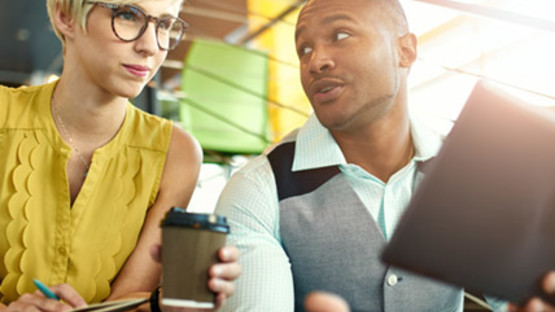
[124, 64, 150, 78]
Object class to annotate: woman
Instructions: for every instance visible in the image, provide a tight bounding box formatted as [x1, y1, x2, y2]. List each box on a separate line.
[0, 0, 239, 310]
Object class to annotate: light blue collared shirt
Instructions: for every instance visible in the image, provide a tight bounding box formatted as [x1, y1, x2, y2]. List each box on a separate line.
[294, 114, 442, 240]
[216, 114, 506, 312]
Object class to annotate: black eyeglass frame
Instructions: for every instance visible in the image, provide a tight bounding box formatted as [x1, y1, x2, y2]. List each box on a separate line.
[86, 1, 189, 51]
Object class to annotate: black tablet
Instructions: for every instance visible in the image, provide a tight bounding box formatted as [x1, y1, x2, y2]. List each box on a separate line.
[382, 81, 555, 306]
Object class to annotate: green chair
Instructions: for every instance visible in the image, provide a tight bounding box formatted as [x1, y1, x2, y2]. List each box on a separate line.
[180, 39, 271, 154]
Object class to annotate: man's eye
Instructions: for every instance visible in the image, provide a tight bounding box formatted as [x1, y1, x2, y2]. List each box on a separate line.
[336, 32, 350, 41]
[299, 46, 312, 56]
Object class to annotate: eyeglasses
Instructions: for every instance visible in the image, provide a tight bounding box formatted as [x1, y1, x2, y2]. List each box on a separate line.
[87, 1, 189, 51]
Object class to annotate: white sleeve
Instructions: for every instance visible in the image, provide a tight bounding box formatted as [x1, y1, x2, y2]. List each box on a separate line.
[215, 158, 295, 312]
[484, 294, 508, 312]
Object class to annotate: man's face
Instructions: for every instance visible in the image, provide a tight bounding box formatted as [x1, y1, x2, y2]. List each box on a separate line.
[295, 0, 403, 132]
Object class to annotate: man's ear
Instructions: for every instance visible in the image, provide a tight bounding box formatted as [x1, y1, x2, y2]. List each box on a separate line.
[53, 3, 77, 40]
[398, 33, 417, 68]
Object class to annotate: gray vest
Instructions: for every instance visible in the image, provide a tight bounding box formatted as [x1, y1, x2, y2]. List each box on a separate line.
[267, 139, 462, 312]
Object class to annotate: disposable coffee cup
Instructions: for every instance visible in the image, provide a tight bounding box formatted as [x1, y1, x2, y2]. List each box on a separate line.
[161, 207, 229, 308]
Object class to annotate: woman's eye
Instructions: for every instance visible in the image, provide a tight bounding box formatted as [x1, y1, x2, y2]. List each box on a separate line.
[117, 11, 138, 22]
[116, 6, 143, 22]
[336, 32, 350, 41]
[159, 18, 172, 30]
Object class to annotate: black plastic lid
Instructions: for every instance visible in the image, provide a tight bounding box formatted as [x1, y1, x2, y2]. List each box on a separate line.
[161, 207, 230, 234]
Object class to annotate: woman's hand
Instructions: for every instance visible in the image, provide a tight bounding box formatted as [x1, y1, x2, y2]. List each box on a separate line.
[4, 284, 87, 312]
[508, 272, 555, 312]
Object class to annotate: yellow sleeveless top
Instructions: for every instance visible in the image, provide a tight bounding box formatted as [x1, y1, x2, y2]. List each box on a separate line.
[0, 81, 173, 304]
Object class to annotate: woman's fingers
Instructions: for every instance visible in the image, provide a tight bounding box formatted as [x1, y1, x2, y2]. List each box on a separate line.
[8, 292, 72, 312]
[48, 283, 87, 308]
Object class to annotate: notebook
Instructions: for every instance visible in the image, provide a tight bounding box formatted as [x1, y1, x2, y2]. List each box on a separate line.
[381, 81, 555, 306]
[70, 298, 147, 312]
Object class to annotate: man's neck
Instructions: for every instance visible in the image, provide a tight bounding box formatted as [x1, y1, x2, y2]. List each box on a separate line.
[332, 117, 413, 183]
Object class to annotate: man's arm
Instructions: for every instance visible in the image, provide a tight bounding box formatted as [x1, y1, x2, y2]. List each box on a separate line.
[484, 294, 508, 312]
[215, 157, 295, 312]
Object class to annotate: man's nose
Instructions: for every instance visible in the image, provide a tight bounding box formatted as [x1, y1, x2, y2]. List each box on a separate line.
[309, 46, 335, 74]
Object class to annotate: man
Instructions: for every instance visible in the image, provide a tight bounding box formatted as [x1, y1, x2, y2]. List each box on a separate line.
[215, 0, 547, 311]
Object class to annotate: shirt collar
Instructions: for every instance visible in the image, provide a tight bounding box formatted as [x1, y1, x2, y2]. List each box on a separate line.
[293, 114, 346, 171]
[292, 113, 443, 172]
[410, 114, 443, 162]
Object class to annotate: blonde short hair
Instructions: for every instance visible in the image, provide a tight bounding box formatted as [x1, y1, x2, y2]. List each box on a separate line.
[46, 0, 184, 45]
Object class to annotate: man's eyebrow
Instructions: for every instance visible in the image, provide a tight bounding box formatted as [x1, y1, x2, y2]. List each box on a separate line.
[295, 14, 355, 41]
[322, 14, 354, 25]
[295, 25, 306, 42]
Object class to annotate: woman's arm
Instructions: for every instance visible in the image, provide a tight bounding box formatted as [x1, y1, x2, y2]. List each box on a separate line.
[108, 125, 203, 299]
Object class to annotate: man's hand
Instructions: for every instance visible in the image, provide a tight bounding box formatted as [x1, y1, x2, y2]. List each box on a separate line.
[304, 292, 350, 312]
[509, 272, 555, 312]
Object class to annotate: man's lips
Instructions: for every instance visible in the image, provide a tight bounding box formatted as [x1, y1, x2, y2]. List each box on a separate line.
[310, 78, 345, 103]
[123, 64, 150, 77]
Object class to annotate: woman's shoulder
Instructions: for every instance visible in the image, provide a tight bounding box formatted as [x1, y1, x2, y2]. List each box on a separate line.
[0, 83, 54, 127]
[124, 104, 174, 151]
[126, 104, 201, 158]
[167, 124, 203, 170]
[0, 83, 52, 99]
[127, 104, 172, 130]
[143, 123, 203, 209]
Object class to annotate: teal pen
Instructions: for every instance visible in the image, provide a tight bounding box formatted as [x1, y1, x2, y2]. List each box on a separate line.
[33, 279, 60, 300]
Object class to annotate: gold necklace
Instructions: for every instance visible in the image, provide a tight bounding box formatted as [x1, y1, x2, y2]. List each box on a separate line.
[52, 100, 90, 177]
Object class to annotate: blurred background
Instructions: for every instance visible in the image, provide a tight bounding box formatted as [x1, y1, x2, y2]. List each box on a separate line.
[1, 0, 554, 215]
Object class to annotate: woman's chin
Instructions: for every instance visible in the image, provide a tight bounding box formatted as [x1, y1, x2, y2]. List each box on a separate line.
[118, 85, 148, 100]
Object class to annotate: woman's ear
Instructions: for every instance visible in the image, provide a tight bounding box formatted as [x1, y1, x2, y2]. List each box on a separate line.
[53, 2, 77, 40]
[398, 33, 418, 68]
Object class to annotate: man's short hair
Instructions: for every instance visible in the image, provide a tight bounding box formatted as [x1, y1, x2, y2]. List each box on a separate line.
[372, 0, 410, 34]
